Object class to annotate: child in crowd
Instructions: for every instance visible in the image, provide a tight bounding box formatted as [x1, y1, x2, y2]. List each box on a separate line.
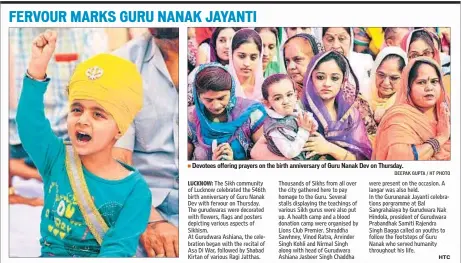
[261, 74, 318, 160]
[16, 30, 151, 257]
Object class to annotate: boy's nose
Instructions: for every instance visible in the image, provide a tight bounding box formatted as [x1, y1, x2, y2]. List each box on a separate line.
[77, 113, 90, 125]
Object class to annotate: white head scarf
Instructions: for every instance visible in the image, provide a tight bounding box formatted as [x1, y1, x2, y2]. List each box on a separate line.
[369, 46, 408, 108]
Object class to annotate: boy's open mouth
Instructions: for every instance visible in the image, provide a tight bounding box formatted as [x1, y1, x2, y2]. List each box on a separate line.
[76, 131, 92, 142]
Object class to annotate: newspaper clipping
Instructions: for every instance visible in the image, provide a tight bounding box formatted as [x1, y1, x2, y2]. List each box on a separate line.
[1, 1, 459, 262]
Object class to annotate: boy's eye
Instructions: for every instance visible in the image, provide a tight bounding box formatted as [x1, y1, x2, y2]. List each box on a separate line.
[94, 112, 106, 119]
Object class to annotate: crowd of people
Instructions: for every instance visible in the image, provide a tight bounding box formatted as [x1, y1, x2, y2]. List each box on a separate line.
[187, 27, 451, 161]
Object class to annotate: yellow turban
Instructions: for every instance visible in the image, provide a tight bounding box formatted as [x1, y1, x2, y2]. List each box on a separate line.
[68, 54, 143, 135]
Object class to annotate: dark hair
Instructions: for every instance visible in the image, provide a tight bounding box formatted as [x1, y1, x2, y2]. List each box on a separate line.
[195, 66, 232, 94]
[408, 60, 442, 93]
[315, 51, 347, 76]
[410, 30, 435, 51]
[314, 51, 360, 91]
[261, 74, 296, 100]
[211, 27, 240, 64]
[428, 31, 442, 51]
[322, 27, 351, 37]
[379, 54, 406, 72]
[149, 28, 179, 39]
[231, 29, 262, 54]
[255, 27, 278, 41]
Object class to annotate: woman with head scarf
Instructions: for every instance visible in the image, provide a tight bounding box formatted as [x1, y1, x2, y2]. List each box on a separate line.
[255, 27, 286, 77]
[373, 57, 450, 160]
[228, 28, 265, 101]
[400, 28, 451, 97]
[188, 63, 267, 160]
[322, 27, 374, 97]
[322, 27, 377, 140]
[369, 47, 407, 124]
[251, 51, 372, 160]
[283, 33, 324, 98]
[188, 27, 239, 106]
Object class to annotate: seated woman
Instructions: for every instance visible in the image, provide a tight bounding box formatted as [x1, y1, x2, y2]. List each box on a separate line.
[321, 27, 377, 138]
[251, 51, 372, 160]
[283, 33, 324, 98]
[188, 27, 239, 106]
[322, 27, 374, 98]
[373, 57, 450, 160]
[188, 63, 267, 160]
[369, 47, 407, 124]
[255, 27, 286, 77]
[400, 28, 450, 96]
[229, 28, 265, 101]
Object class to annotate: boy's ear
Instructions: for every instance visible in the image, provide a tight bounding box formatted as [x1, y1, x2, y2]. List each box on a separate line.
[115, 131, 122, 140]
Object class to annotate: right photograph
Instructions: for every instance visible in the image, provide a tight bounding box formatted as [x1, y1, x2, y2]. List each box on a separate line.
[187, 27, 451, 161]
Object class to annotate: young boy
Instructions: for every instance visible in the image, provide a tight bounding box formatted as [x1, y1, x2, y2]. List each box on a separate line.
[261, 74, 318, 160]
[16, 30, 151, 257]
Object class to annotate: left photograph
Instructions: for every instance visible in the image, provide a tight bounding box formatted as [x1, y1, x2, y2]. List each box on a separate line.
[9, 28, 179, 258]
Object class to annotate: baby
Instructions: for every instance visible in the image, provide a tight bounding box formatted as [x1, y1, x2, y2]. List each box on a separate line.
[261, 74, 318, 160]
